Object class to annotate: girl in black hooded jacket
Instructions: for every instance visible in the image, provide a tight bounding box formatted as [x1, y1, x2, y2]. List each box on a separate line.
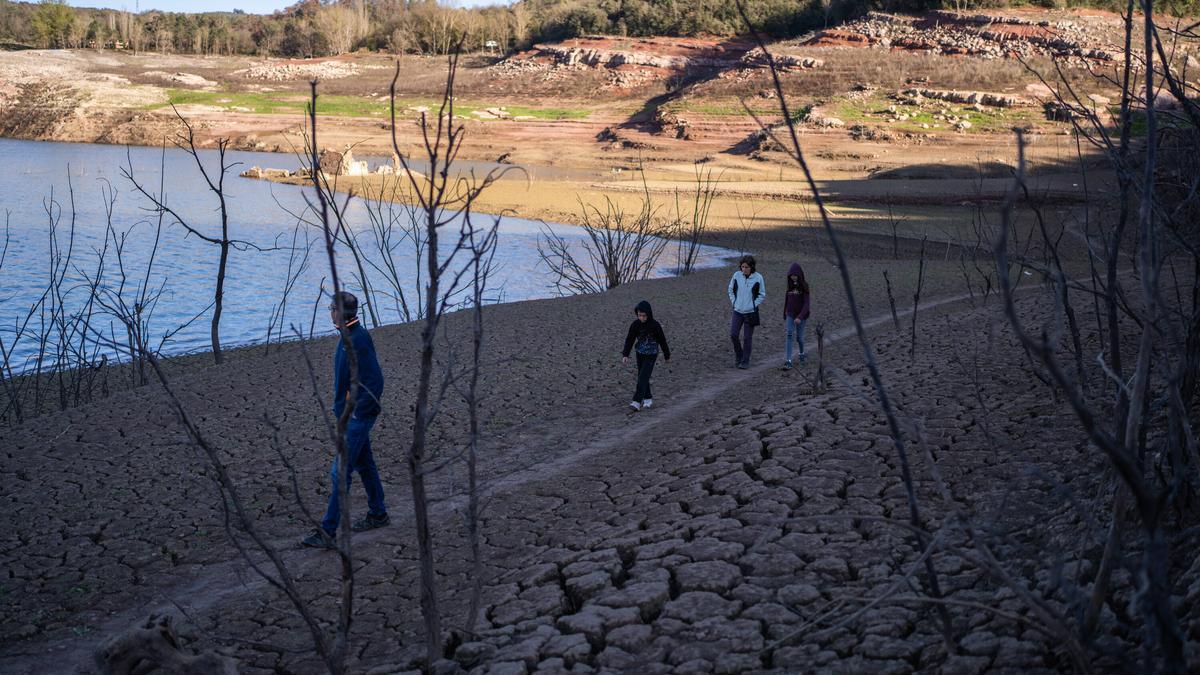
[622, 300, 671, 411]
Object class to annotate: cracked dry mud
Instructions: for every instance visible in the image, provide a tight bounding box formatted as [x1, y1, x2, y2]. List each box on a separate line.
[2, 241, 1198, 672]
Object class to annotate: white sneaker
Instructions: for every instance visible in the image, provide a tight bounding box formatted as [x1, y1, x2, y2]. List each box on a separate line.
[643, 399, 653, 409]
[629, 401, 641, 411]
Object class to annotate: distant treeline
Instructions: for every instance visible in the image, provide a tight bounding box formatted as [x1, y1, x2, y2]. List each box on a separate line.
[0, 0, 1194, 57]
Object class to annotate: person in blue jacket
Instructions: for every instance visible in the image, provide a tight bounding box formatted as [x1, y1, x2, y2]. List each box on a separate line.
[303, 290, 388, 549]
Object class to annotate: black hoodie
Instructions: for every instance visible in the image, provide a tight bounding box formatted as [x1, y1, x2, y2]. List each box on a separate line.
[623, 300, 671, 359]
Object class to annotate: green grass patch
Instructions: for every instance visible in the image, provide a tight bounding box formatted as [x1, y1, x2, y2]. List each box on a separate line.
[159, 89, 392, 117]
[790, 104, 812, 123]
[831, 93, 1047, 135]
[501, 105, 589, 120]
[155, 89, 586, 121]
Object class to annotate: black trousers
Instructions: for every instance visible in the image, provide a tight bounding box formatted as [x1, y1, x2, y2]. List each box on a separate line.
[634, 352, 658, 402]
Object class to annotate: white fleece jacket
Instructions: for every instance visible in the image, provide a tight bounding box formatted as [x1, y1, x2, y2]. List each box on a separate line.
[728, 271, 765, 314]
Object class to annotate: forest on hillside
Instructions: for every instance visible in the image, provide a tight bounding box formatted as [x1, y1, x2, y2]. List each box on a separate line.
[0, 0, 1194, 57]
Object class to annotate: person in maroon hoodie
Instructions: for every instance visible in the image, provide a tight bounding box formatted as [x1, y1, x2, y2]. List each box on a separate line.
[782, 262, 811, 370]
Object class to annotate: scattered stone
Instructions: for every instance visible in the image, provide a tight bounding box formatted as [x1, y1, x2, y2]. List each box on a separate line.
[142, 71, 216, 88]
[942, 654, 992, 675]
[778, 583, 822, 606]
[714, 652, 761, 674]
[606, 624, 653, 652]
[555, 605, 639, 641]
[858, 633, 923, 661]
[596, 645, 639, 669]
[903, 88, 1023, 108]
[496, 633, 551, 668]
[96, 614, 237, 675]
[565, 570, 611, 602]
[661, 592, 741, 623]
[454, 641, 497, 667]
[241, 60, 361, 81]
[594, 581, 670, 616]
[487, 661, 529, 675]
[674, 561, 742, 593]
[960, 630, 1001, 656]
[540, 633, 590, 667]
[678, 538, 743, 563]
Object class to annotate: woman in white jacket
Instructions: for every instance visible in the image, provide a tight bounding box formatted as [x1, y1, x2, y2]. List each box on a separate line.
[727, 255, 765, 369]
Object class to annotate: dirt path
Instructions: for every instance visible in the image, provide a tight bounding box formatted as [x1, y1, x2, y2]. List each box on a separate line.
[0, 285, 988, 674]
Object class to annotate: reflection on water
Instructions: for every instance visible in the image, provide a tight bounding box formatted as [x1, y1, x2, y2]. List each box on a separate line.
[0, 139, 731, 373]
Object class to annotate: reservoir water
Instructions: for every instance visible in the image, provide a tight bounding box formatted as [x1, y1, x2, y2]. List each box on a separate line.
[0, 138, 732, 373]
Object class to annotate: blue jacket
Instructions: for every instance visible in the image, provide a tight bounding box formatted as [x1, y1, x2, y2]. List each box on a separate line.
[333, 321, 384, 419]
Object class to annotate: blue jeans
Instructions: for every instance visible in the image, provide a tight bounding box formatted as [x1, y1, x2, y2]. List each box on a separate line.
[322, 415, 386, 534]
[786, 316, 807, 362]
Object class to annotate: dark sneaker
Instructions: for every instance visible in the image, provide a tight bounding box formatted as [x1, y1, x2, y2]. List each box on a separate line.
[782, 361, 793, 371]
[301, 529, 336, 549]
[737, 361, 749, 370]
[733, 357, 743, 368]
[352, 514, 390, 532]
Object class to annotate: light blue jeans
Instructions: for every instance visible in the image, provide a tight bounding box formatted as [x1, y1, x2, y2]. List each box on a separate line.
[785, 316, 807, 363]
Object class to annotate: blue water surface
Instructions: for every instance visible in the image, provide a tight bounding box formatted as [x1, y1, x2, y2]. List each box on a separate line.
[0, 138, 730, 372]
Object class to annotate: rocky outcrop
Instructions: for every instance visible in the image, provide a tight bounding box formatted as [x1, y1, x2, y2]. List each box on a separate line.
[738, 48, 824, 70]
[803, 10, 1118, 64]
[96, 614, 237, 675]
[142, 71, 216, 88]
[239, 60, 361, 81]
[652, 109, 694, 140]
[241, 166, 294, 179]
[532, 43, 822, 72]
[902, 88, 1025, 108]
[317, 146, 370, 176]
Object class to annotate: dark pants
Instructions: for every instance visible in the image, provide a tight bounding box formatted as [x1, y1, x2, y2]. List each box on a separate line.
[730, 311, 756, 364]
[634, 352, 657, 402]
[322, 415, 386, 534]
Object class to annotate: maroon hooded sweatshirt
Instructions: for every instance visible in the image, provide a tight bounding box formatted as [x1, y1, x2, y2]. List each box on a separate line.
[783, 262, 811, 320]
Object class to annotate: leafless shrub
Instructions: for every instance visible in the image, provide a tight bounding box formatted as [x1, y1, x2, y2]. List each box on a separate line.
[265, 222, 315, 352]
[671, 165, 720, 276]
[815, 323, 826, 393]
[2, 177, 140, 421]
[538, 182, 669, 295]
[455, 211, 499, 637]
[980, 1, 1200, 667]
[122, 107, 271, 365]
[910, 236, 927, 359]
[357, 178, 427, 323]
[882, 270, 900, 331]
[388, 48, 509, 666]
